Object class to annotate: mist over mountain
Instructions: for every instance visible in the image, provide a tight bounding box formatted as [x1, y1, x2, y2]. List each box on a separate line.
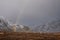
[0, 17, 31, 32]
[0, 0, 60, 32]
[34, 19, 60, 32]
[0, 17, 60, 32]
[0, 0, 60, 26]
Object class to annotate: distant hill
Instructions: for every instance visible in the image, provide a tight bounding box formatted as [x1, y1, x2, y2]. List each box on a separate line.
[0, 17, 60, 33]
[34, 20, 60, 32]
[0, 17, 31, 32]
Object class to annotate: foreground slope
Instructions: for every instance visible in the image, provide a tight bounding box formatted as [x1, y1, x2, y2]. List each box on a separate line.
[0, 32, 60, 40]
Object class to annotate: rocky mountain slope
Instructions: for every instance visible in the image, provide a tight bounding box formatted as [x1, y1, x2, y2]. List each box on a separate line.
[34, 20, 60, 32]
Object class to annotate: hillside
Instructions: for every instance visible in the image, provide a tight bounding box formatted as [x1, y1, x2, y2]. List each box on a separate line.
[0, 32, 60, 40]
[34, 20, 60, 32]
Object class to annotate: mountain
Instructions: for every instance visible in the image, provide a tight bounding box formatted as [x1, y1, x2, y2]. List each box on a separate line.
[0, 17, 31, 32]
[0, 16, 60, 33]
[0, 16, 13, 32]
[34, 20, 60, 32]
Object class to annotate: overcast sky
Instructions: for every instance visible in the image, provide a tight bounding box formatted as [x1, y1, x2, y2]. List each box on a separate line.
[0, 0, 60, 26]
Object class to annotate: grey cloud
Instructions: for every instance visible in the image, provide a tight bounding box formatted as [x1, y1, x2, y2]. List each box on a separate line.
[0, 0, 60, 26]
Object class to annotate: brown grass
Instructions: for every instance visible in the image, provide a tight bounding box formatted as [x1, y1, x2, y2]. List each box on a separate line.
[0, 32, 60, 40]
